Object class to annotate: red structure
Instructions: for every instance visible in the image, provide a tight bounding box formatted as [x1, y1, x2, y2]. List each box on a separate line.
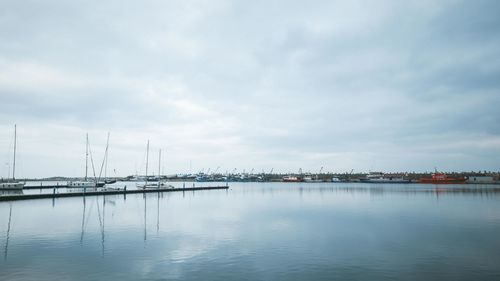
[419, 173, 466, 184]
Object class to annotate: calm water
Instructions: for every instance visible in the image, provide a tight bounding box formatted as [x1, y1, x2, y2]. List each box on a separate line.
[1, 182, 500, 281]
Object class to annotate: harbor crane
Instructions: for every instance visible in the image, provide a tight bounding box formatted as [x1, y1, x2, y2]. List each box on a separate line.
[317, 166, 324, 180]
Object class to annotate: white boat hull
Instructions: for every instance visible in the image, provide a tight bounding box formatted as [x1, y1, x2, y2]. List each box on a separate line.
[360, 178, 410, 183]
[137, 182, 174, 189]
[68, 181, 96, 188]
[0, 182, 24, 190]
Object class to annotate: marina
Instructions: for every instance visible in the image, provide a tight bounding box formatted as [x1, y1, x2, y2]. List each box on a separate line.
[2, 0, 499, 279]
[10, 170, 500, 190]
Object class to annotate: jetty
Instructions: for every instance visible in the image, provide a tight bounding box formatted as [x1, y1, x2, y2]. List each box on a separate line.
[23, 182, 69, 189]
[0, 185, 229, 202]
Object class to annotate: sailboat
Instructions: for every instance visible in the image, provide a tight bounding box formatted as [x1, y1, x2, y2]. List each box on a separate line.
[1, 125, 25, 190]
[68, 133, 97, 188]
[137, 145, 173, 189]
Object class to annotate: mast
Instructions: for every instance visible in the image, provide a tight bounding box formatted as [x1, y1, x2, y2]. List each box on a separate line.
[96, 132, 110, 183]
[85, 133, 89, 181]
[12, 125, 16, 180]
[145, 140, 149, 184]
[105, 145, 108, 181]
[158, 149, 161, 188]
[104, 132, 110, 181]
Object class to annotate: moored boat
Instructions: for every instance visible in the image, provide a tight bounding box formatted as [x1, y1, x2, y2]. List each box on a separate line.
[136, 145, 173, 189]
[0, 181, 24, 190]
[282, 176, 303, 182]
[138, 182, 174, 189]
[1, 125, 24, 190]
[68, 181, 97, 188]
[419, 172, 466, 184]
[104, 179, 117, 184]
[360, 172, 411, 183]
[67, 133, 97, 188]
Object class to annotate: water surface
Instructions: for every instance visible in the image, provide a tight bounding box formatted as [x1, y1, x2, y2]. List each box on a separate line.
[1, 182, 500, 280]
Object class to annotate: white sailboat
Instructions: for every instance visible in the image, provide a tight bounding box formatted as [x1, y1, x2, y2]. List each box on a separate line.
[1, 125, 24, 190]
[137, 144, 173, 189]
[142, 149, 173, 189]
[68, 133, 96, 188]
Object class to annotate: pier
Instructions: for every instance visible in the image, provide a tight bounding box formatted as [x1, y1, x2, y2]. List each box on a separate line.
[0, 185, 229, 202]
[23, 182, 69, 189]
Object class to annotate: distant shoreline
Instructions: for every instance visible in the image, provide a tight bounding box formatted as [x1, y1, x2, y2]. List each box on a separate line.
[7, 171, 500, 184]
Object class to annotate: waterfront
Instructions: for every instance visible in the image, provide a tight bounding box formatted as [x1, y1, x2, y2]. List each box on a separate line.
[1, 182, 500, 280]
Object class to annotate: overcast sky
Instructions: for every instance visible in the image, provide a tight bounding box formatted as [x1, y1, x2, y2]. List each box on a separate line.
[1, 0, 499, 178]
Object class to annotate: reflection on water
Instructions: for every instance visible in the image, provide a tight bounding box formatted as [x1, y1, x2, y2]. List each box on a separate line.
[0, 190, 23, 196]
[1, 183, 500, 281]
[10, 181, 500, 197]
[3, 203, 11, 260]
[74, 191, 165, 257]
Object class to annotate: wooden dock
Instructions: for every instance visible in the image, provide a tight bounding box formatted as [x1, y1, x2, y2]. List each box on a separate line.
[0, 186, 229, 202]
[23, 183, 69, 189]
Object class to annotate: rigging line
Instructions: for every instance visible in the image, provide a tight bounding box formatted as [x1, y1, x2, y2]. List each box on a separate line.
[4, 133, 13, 159]
[97, 133, 110, 182]
[2, 129, 14, 180]
[105, 134, 110, 180]
[6, 141, 12, 180]
[88, 140, 98, 183]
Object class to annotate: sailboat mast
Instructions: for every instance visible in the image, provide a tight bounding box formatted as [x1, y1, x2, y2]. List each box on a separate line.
[104, 152, 108, 180]
[104, 132, 110, 181]
[85, 133, 89, 181]
[158, 149, 161, 187]
[145, 140, 149, 183]
[158, 149, 161, 178]
[12, 125, 17, 180]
